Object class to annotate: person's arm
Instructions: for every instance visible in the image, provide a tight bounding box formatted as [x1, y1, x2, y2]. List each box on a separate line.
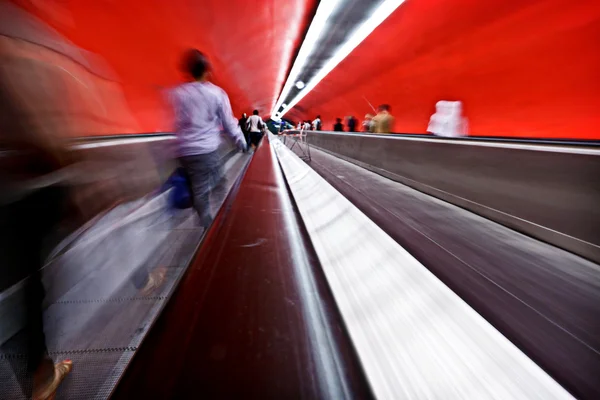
[169, 89, 189, 134]
[218, 90, 247, 151]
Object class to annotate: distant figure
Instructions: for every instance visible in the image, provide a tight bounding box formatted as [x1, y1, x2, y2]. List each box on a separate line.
[347, 116, 357, 132]
[334, 118, 344, 132]
[171, 49, 246, 227]
[312, 115, 322, 131]
[262, 119, 271, 135]
[246, 109, 265, 148]
[362, 114, 374, 132]
[239, 113, 249, 145]
[303, 120, 311, 131]
[372, 104, 394, 133]
[296, 121, 302, 130]
[427, 101, 468, 137]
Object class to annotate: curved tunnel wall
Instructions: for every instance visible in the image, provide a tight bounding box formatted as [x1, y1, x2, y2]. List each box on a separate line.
[6, 0, 316, 135]
[287, 0, 600, 140]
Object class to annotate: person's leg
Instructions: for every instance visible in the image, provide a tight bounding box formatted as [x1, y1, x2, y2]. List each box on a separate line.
[250, 132, 262, 148]
[207, 151, 227, 209]
[180, 154, 212, 227]
[2, 186, 72, 399]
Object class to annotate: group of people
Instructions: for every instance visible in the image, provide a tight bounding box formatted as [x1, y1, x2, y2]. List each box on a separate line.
[292, 104, 395, 134]
[362, 104, 394, 133]
[296, 115, 322, 131]
[333, 116, 358, 132]
[238, 110, 268, 149]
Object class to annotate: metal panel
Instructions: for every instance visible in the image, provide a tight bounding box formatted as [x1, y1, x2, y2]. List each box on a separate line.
[0, 138, 252, 399]
[296, 143, 600, 399]
[112, 137, 372, 399]
[271, 135, 573, 399]
[307, 132, 600, 263]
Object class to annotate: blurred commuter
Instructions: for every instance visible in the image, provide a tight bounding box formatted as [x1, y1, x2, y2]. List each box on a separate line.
[362, 114, 374, 132]
[246, 109, 265, 148]
[296, 121, 302, 130]
[347, 116, 357, 132]
[372, 104, 395, 133]
[262, 119, 271, 135]
[239, 113, 249, 146]
[427, 100, 468, 137]
[171, 49, 246, 227]
[312, 115, 322, 131]
[0, 9, 75, 398]
[334, 118, 344, 132]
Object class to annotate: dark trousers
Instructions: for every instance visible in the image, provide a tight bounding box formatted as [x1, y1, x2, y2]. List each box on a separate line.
[249, 131, 263, 147]
[1, 185, 66, 395]
[180, 151, 227, 227]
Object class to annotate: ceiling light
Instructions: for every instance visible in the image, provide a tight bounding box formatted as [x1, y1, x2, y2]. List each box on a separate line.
[271, 0, 343, 116]
[277, 0, 406, 118]
[295, 81, 305, 90]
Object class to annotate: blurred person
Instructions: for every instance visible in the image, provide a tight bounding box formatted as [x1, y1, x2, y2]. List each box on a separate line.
[0, 89, 74, 399]
[334, 118, 344, 132]
[362, 114, 374, 132]
[246, 109, 264, 148]
[304, 120, 311, 131]
[427, 100, 468, 137]
[0, 13, 75, 400]
[296, 121, 302, 130]
[239, 112, 249, 146]
[347, 116, 357, 132]
[262, 119, 271, 135]
[312, 115, 322, 131]
[171, 49, 246, 227]
[372, 104, 395, 133]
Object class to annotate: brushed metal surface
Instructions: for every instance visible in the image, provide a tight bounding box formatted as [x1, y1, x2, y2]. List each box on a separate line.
[112, 137, 372, 399]
[298, 143, 600, 399]
[306, 132, 600, 263]
[272, 135, 574, 399]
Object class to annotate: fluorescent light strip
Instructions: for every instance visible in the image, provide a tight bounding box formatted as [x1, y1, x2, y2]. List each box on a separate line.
[270, 0, 343, 116]
[278, 0, 405, 118]
[73, 136, 174, 150]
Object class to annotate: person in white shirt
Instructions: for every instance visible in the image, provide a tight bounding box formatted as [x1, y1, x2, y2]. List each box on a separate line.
[296, 121, 302, 130]
[246, 109, 264, 148]
[312, 115, 321, 131]
[303, 120, 311, 131]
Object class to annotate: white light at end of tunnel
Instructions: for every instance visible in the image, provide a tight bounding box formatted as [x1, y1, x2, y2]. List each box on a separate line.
[276, 0, 406, 119]
[271, 0, 343, 116]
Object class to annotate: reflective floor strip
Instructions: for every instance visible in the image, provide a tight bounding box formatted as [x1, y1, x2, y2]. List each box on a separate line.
[271, 136, 574, 399]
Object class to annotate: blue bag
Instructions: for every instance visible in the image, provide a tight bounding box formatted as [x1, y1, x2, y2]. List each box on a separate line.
[166, 167, 193, 209]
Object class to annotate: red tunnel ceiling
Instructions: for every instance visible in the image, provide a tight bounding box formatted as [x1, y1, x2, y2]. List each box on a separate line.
[287, 0, 600, 140]
[8, 0, 316, 134]
[6, 0, 600, 139]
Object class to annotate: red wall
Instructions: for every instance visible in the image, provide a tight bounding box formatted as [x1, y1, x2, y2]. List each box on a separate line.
[9, 0, 315, 135]
[288, 0, 600, 139]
